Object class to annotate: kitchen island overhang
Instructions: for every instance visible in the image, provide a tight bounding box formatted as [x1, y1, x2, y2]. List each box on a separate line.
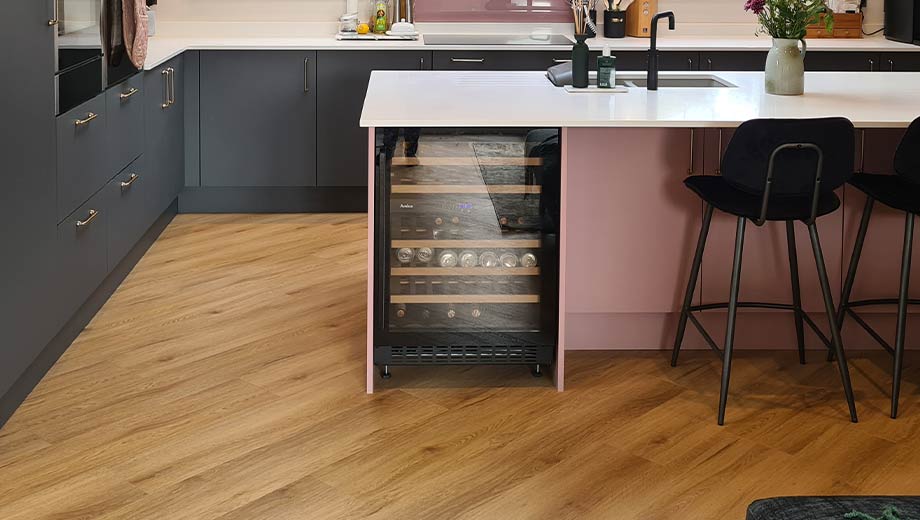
[361, 70, 920, 393]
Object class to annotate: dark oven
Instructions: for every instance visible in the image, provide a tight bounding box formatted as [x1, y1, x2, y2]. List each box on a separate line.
[54, 0, 141, 114]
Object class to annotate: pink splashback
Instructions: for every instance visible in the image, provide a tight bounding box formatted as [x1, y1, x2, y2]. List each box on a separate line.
[414, 0, 573, 22]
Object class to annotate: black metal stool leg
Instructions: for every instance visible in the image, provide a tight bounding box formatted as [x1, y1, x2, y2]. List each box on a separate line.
[786, 221, 806, 364]
[831, 197, 875, 362]
[672, 203, 715, 367]
[718, 216, 746, 425]
[808, 222, 858, 423]
[892, 212, 914, 419]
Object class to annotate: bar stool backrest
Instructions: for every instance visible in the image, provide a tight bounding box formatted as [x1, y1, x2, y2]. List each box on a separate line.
[721, 118, 855, 197]
[895, 117, 920, 184]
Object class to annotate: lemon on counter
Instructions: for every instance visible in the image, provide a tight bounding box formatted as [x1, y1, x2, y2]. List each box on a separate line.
[357, 23, 370, 34]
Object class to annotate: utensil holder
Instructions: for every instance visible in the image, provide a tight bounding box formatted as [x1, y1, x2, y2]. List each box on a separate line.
[586, 9, 598, 38]
[604, 9, 626, 38]
[572, 34, 590, 88]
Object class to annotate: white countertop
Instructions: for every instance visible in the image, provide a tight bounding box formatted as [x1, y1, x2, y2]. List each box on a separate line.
[359, 70, 920, 128]
[144, 31, 919, 71]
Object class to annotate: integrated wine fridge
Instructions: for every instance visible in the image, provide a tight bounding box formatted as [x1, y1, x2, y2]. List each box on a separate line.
[372, 127, 561, 379]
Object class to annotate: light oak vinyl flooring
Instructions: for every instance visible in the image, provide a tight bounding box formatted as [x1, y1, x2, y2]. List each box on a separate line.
[1, 214, 919, 519]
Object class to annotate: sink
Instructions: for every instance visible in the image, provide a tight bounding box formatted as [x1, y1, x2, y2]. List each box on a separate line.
[424, 34, 575, 46]
[616, 74, 736, 88]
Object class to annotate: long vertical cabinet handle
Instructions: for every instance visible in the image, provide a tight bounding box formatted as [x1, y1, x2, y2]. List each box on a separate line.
[688, 128, 695, 175]
[304, 57, 310, 93]
[868, 58, 875, 72]
[161, 69, 170, 108]
[48, 0, 59, 25]
[168, 67, 176, 105]
[889, 59, 895, 72]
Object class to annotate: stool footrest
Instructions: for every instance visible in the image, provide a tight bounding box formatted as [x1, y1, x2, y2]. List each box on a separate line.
[844, 307, 895, 355]
[686, 301, 834, 358]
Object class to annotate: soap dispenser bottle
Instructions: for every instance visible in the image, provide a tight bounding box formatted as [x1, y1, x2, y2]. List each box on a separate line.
[597, 46, 616, 88]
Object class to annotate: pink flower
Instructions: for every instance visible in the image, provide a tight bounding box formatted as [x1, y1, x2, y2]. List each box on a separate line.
[744, 0, 765, 14]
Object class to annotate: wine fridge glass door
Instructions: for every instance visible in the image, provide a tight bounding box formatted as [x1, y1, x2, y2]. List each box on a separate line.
[376, 127, 561, 345]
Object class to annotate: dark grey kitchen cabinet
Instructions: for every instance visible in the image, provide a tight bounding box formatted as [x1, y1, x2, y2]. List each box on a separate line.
[881, 52, 920, 71]
[433, 50, 583, 70]
[145, 54, 185, 219]
[56, 94, 108, 221]
[106, 73, 145, 176]
[200, 51, 317, 187]
[0, 0, 59, 398]
[699, 51, 767, 71]
[56, 188, 111, 320]
[317, 50, 431, 187]
[805, 51, 880, 71]
[107, 155, 149, 269]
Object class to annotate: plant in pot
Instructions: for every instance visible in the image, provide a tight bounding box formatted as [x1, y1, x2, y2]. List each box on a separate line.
[745, 0, 833, 95]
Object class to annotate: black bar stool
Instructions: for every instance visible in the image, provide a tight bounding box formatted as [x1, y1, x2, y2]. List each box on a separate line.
[836, 117, 920, 419]
[671, 118, 859, 425]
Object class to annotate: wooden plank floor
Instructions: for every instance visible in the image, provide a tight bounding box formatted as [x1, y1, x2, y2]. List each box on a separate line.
[1, 213, 919, 520]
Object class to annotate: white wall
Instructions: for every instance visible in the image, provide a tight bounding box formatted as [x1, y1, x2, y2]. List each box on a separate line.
[154, 0, 883, 29]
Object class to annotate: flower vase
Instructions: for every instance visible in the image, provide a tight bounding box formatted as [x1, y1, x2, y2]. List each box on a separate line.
[572, 34, 590, 88]
[765, 38, 807, 95]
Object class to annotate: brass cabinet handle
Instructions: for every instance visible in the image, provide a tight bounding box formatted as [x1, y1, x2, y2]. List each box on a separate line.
[687, 57, 693, 69]
[120, 87, 139, 100]
[120, 173, 139, 189]
[868, 58, 875, 71]
[167, 67, 176, 105]
[74, 112, 98, 127]
[48, 18, 59, 26]
[304, 57, 310, 92]
[451, 58, 485, 63]
[419, 56, 425, 70]
[889, 59, 895, 72]
[76, 209, 99, 227]
[161, 69, 170, 108]
[706, 57, 713, 70]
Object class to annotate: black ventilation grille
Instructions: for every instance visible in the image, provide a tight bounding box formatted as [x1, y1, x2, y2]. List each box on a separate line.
[377, 345, 553, 365]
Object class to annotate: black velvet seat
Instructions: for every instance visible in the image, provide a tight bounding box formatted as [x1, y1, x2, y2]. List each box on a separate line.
[672, 118, 859, 426]
[849, 172, 920, 213]
[684, 176, 841, 221]
[837, 116, 920, 419]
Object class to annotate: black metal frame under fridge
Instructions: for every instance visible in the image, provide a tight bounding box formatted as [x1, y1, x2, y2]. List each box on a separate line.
[372, 127, 561, 373]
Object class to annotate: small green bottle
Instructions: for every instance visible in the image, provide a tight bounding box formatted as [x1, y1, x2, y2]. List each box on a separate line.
[597, 45, 616, 89]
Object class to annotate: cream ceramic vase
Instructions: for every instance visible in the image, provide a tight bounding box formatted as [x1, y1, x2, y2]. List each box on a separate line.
[764, 38, 807, 95]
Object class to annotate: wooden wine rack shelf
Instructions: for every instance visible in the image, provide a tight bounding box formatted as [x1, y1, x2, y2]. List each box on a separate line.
[391, 239, 542, 249]
[390, 294, 541, 304]
[391, 184, 542, 194]
[391, 267, 540, 276]
[391, 157, 544, 167]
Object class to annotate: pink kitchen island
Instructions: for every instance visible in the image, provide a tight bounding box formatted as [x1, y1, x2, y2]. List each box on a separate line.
[360, 69, 920, 392]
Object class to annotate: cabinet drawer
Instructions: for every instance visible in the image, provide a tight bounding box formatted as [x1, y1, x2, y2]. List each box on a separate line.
[57, 94, 108, 222]
[107, 155, 149, 269]
[433, 50, 583, 71]
[805, 52, 879, 71]
[106, 74, 145, 175]
[57, 188, 110, 318]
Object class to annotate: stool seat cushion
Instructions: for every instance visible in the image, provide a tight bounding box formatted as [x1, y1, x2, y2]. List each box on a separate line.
[850, 173, 920, 214]
[684, 175, 840, 221]
[746, 496, 920, 520]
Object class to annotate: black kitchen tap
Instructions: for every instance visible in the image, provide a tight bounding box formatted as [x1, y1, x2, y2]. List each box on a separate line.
[647, 11, 675, 91]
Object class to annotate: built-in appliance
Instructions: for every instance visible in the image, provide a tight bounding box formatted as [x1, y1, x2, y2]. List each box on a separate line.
[372, 128, 561, 378]
[423, 34, 575, 45]
[52, 0, 141, 114]
[884, 0, 920, 45]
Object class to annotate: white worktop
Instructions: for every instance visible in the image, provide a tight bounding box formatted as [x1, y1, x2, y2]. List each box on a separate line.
[144, 26, 919, 70]
[359, 70, 920, 128]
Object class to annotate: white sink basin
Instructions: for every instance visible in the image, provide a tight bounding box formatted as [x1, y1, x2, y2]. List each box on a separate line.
[615, 73, 737, 88]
